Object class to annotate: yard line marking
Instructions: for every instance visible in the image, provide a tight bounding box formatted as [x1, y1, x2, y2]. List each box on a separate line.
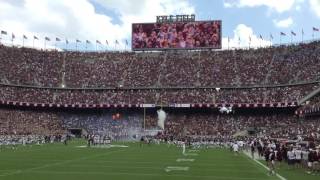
[75, 145, 87, 148]
[164, 166, 190, 172]
[184, 153, 198, 156]
[75, 145, 129, 148]
[0, 149, 125, 177]
[176, 158, 195, 162]
[188, 149, 199, 152]
[243, 151, 287, 180]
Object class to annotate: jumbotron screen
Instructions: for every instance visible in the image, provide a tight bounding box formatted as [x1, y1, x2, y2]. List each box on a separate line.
[132, 21, 221, 50]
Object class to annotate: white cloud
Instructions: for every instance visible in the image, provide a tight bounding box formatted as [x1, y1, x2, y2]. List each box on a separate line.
[92, 0, 195, 49]
[309, 0, 320, 17]
[0, 0, 195, 50]
[223, 1, 234, 8]
[273, 17, 293, 28]
[222, 24, 272, 49]
[223, 0, 301, 13]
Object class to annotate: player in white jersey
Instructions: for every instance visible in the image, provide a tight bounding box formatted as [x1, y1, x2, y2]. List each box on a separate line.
[268, 149, 276, 176]
[237, 141, 244, 151]
[287, 149, 295, 169]
[232, 143, 239, 155]
[182, 141, 186, 155]
[294, 148, 302, 168]
[301, 149, 309, 169]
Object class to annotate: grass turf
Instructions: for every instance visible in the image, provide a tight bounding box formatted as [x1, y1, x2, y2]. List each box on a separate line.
[0, 140, 316, 180]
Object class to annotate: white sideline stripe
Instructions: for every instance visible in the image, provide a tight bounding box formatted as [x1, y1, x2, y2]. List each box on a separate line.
[176, 158, 195, 162]
[243, 152, 287, 180]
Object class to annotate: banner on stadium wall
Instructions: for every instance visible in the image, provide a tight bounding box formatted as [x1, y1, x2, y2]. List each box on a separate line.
[141, 104, 156, 108]
[169, 103, 191, 108]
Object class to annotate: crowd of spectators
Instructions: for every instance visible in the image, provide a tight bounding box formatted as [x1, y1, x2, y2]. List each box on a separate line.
[61, 111, 142, 141]
[0, 83, 318, 105]
[0, 135, 63, 146]
[0, 107, 319, 145]
[64, 42, 320, 88]
[145, 111, 320, 143]
[0, 108, 64, 135]
[64, 51, 134, 88]
[1, 41, 319, 89]
[0, 36, 319, 146]
[0, 45, 61, 87]
[298, 93, 320, 115]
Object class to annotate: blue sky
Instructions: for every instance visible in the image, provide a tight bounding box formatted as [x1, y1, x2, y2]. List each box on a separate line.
[0, 0, 319, 50]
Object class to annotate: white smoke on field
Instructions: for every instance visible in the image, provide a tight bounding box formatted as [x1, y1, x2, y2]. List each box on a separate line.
[219, 106, 233, 114]
[157, 109, 166, 130]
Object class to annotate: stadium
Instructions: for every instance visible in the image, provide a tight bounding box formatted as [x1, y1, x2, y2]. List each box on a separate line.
[0, 0, 320, 180]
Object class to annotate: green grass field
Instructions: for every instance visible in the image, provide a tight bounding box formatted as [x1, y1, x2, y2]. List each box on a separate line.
[0, 140, 318, 180]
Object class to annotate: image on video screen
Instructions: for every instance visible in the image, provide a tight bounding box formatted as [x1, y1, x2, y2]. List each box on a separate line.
[132, 21, 221, 50]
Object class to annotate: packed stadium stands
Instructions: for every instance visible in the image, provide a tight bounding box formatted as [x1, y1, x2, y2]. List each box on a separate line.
[0, 45, 62, 87]
[146, 110, 320, 141]
[0, 107, 319, 144]
[0, 41, 319, 144]
[1, 41, 320, 88]
[67, 42, 320, 87]
[0, 108, 63, 135]
[0, 83, 319, 105]
[61, 110, 143, 140]
[298, 93, 320, 116]
[1, 3, 320, 179]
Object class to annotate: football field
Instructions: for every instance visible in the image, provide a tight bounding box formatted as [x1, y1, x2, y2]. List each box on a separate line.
[0, 140, 317, 180]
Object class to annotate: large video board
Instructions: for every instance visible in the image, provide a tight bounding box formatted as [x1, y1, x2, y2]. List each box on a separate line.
[132, 21, 221, 50]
